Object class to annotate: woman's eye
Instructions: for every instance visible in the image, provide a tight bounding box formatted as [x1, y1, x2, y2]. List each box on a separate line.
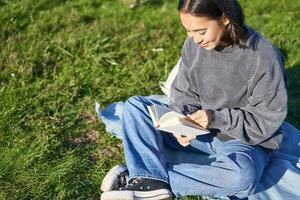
[199, 31, 206, 35]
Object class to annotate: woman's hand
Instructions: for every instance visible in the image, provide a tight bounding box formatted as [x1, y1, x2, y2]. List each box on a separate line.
[173, 133, 196, 147]
[186, 109, 212, 128]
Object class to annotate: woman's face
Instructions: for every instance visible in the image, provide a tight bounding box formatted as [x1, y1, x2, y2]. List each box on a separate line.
[179, 12, 230, 50]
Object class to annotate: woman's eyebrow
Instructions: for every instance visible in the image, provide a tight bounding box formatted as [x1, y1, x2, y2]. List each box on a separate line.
[181, 24, 206, 32]
[185, 27, 207, 32]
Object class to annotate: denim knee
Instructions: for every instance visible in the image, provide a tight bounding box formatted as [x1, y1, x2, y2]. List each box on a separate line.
[227, 153, 257, 194]
[124, 96, 148, 110]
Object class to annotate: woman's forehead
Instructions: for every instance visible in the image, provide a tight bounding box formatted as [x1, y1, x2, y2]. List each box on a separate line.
[180, 12, 215, 31]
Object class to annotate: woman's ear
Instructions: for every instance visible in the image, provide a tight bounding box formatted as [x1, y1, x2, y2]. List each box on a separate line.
[222, 15, 230, 26]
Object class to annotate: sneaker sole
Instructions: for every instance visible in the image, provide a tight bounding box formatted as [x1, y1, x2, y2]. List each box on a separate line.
[101, 190, 134, 200]
[101, 165, 127, 192]
[101, 189, 173, 200]
[134, 189, 173, 200]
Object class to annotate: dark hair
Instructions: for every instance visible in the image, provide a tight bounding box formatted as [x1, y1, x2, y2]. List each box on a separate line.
[178, 0, 247, 48]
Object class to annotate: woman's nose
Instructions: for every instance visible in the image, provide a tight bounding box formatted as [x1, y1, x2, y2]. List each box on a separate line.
[187, 32, 203, 44]
[193, 37, 203, 44]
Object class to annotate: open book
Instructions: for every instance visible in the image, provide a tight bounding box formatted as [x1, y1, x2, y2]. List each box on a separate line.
[147, 104, 210, 136]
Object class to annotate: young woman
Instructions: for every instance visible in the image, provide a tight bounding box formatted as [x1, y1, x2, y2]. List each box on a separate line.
[100, 0, 288, 199]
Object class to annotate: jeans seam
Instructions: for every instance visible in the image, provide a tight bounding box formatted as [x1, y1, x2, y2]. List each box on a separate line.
[133, 164, 166, 171]
[128, 165, 169, 183]
[129, 174, 169, 183]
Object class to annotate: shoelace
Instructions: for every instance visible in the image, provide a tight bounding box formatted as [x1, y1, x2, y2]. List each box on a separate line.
[119, 177, 142, 190]
[119, 173, 128, 186]
[128, 177, 142, 186]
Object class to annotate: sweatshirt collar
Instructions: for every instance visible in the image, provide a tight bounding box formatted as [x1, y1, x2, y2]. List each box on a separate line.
[211, 25, 255, 54]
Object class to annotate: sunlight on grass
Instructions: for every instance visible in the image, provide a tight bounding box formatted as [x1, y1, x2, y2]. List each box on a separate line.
[0, 0, 299, 199]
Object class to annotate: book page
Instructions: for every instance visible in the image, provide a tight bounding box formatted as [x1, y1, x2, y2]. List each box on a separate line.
[158, 123, 209, 136]
[160, 117, 209, 133]
[178, 118, 208, 131]
[147, 106, 158, 126]
[158, 111, 185, 124]
[152, 104, 173, 120]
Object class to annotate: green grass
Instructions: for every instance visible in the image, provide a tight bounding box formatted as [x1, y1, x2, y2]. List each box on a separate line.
[0, 0, 299, 199]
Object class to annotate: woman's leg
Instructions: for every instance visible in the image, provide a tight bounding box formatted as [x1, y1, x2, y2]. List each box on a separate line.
[101, 95, 175, 200]
[121, 95, 219, 181]
[117, 94, 270, 199]
[121, 95, 171, 182]
[164, 138, 270, 199]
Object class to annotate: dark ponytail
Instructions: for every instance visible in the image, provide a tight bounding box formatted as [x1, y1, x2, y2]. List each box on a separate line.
[178, 0, 247, 48]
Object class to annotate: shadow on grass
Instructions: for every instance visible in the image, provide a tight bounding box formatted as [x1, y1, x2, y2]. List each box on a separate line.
[121, 0, 164, 9]
[134, 0, 164, 6]
[254, 62, 300, 197]
[286, 62, 300, 129]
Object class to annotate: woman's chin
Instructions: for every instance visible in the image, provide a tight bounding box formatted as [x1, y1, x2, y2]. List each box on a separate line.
[202, 44, 216, 51]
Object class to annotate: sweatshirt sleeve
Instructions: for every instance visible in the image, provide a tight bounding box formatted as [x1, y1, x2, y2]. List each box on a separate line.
[210, 56, 288, 146]
[170, 38, 201, 115]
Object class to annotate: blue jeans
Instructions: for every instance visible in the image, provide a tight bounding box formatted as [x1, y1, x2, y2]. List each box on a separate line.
[120, 96, 270, 199]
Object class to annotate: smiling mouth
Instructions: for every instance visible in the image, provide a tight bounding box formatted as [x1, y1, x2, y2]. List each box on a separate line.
[200, 42, 209, 47]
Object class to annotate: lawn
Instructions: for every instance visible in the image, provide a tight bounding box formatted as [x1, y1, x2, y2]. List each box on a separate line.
[0, 0, 299, 199]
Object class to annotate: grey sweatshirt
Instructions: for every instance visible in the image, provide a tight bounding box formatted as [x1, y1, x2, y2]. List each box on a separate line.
[170, 26, 288, 150]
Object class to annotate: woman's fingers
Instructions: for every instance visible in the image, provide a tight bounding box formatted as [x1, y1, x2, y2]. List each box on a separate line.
[174, 133, 195, 141]
[177, 138, 190, 147]
[194, 119, 209, 128]
[188, 113, 201, 121]
[183, 134, 196, 142]
[179, 141, 190, 147]
[187, 110, 212, 128]
[173, 133, 196, 146]
[173, 133, 182, 139]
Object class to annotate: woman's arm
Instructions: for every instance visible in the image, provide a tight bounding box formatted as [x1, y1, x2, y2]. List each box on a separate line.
[210, 57, 288, 148]
[170, 38, 201, 115]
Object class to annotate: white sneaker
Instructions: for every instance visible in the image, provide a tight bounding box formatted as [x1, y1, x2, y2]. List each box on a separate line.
[101, 177, 173, 200]
[101, 164, 129, 192]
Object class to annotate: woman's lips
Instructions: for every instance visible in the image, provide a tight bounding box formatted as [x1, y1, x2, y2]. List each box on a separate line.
[200, 42, 209, 47]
